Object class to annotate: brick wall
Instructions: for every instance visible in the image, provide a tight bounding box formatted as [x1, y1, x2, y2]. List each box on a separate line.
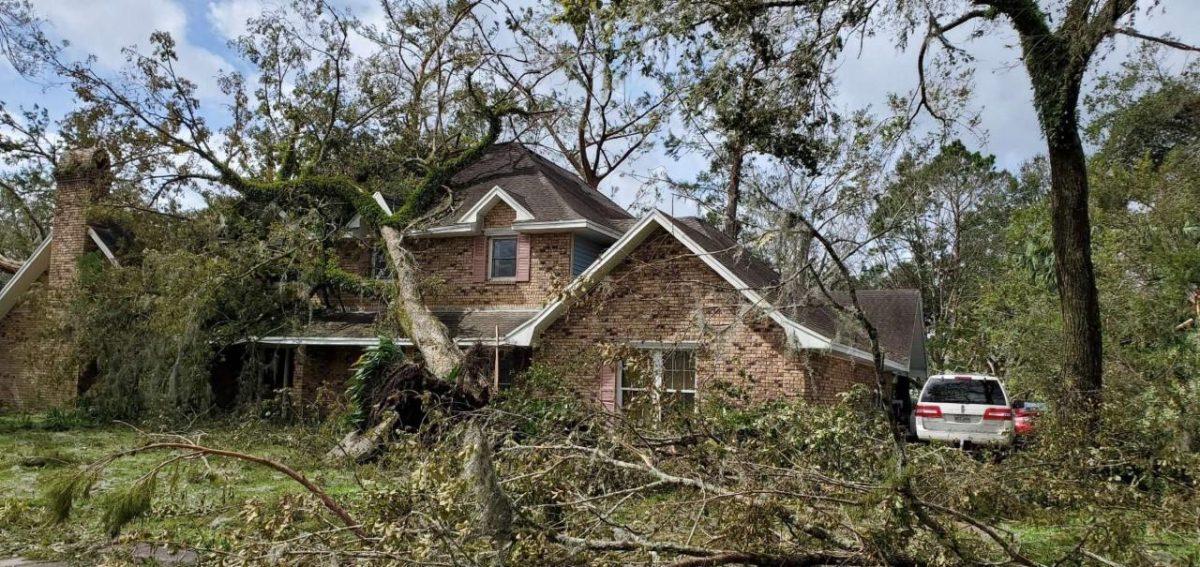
[482, 203, 517, 228]
[534, 228, 884, 408]
[329, 203, 575, 310]
[0, 148, 110, 412]
[293, 345, 365, 404]
[331, 238, 384, 312]
[406, 203, 574, 308]
[0, 274, 76, 410]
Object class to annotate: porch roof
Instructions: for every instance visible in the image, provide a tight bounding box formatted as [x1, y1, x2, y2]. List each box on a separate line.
[252, 308, 540, 347]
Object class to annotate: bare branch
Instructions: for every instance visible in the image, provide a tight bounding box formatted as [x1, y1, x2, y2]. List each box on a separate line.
[1112, 27, 1200, 52]
[0, 254, 23, 273]
[84, 441, 369, 542]
[0, 178, 47, 238]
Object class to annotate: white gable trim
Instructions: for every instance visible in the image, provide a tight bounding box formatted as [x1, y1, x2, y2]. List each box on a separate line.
[0, 234, 53, 321]
[88, 228, 120, 266]
[372, 192, 393, 215]
[512, 219, 623, 241]
[456, 186, 535, 224]
[505, 211, 909, 373]
[0, 229, 125, 322]
[343, 192, 393, 237]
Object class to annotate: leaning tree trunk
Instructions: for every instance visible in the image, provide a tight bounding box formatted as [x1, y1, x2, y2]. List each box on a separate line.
[379, 225, 464, 378]
[326, 226, 472, 462]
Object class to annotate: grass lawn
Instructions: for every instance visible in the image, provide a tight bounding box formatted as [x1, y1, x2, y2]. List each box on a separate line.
[0, 415, 367, 565]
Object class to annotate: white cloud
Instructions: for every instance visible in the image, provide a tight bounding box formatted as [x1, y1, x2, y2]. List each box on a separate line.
[207, 0, 386, 58]
[33, 0, 231, 99]
[206, 0, 267, 41]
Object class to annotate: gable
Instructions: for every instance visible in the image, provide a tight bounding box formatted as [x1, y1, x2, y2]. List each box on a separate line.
[507, 212, 809, 346]
[539, 229, 754, 339]
[457, 186, 535, 225]
[0, 229, 122, 322]
[0, 236, 53, 321]
[482, 200, 519, 229]
[506, 211, 915, 374]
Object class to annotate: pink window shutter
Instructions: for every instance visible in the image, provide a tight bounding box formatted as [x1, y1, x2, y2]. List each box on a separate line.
[515, 234, 532, 282]
[596, 363, 618, 411]
[471, 236, 488, 282]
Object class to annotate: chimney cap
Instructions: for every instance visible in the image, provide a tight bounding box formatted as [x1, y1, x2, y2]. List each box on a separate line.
[55, 147, 111, 179]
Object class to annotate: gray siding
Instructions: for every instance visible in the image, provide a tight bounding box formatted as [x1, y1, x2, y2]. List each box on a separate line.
[571, 236, 606, 276]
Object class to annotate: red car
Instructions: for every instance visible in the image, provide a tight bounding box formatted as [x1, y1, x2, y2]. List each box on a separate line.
[1012, 401, 1045, 436]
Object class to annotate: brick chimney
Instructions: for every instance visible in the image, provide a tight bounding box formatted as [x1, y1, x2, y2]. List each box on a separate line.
[49, 147, 111, 289]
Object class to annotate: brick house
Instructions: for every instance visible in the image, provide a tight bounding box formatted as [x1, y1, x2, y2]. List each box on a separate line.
[0, 143, 927, 414]
[256, 143, 928, 414]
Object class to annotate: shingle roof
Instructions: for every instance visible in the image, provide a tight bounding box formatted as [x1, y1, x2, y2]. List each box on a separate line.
[661, 216, 781, 290]
[658, 215, 921, 366]
[433, 308, 541, 338]
[784, 290, 923, 365]
[421, 142, 634, 231]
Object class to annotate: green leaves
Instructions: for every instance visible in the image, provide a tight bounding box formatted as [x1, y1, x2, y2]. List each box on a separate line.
[345, 337, 404, 431]
[99, 474, 156, 537]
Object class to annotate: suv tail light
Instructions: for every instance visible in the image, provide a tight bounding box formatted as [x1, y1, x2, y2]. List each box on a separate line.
[915, 404, 943, 418]
[983, 407, 1013, 421]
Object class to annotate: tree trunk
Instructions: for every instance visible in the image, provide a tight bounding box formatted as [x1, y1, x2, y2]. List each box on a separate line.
[326, 410, 400, 463]
[0, 255, 22, 273]
[723, 143, 745, 240]
[1003, 12, 1105, 422]
[379, 225, 464, 378]
[1045, 127, 1104, 414]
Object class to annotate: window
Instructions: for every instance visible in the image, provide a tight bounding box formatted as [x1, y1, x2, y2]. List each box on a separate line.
[921, 378, 1006, 405]
[260, 347, 294, 391]
[489, 236, 518, 279]
[371, 245, 394, 280]
[619, 348, 697, 420]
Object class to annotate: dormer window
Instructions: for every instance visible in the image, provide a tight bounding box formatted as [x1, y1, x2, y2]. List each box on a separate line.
[489, 236, 518, 280]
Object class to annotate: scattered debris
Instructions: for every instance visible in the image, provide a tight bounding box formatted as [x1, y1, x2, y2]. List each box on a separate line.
[130, 543, 198, 565]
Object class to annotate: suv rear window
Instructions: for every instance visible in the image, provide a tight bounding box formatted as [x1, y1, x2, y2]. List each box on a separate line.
[921, 378, 1006, 405]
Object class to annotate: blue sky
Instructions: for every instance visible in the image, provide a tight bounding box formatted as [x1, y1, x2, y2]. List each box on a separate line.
[3, 0, 1198, 215]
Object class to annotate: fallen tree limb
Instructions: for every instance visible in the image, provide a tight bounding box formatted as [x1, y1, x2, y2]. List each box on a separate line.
[326, 410, 400, 464]
[71, 441, 370, 542]
[552, 533, 859, 566]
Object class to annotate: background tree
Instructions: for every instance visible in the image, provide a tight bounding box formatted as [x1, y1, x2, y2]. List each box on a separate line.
[653, 7, 841, 241]
[867, 141, 1020, 368]
[907, 0, 1200, 424]
[486, 0, 668, 189]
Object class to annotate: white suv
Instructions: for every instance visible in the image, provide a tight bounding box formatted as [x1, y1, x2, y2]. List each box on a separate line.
[914, 374, 1013, 446]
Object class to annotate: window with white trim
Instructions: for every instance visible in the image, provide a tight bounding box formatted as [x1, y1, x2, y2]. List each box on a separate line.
[619, 348, 697, 420]
[489, 236, 518, 279]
